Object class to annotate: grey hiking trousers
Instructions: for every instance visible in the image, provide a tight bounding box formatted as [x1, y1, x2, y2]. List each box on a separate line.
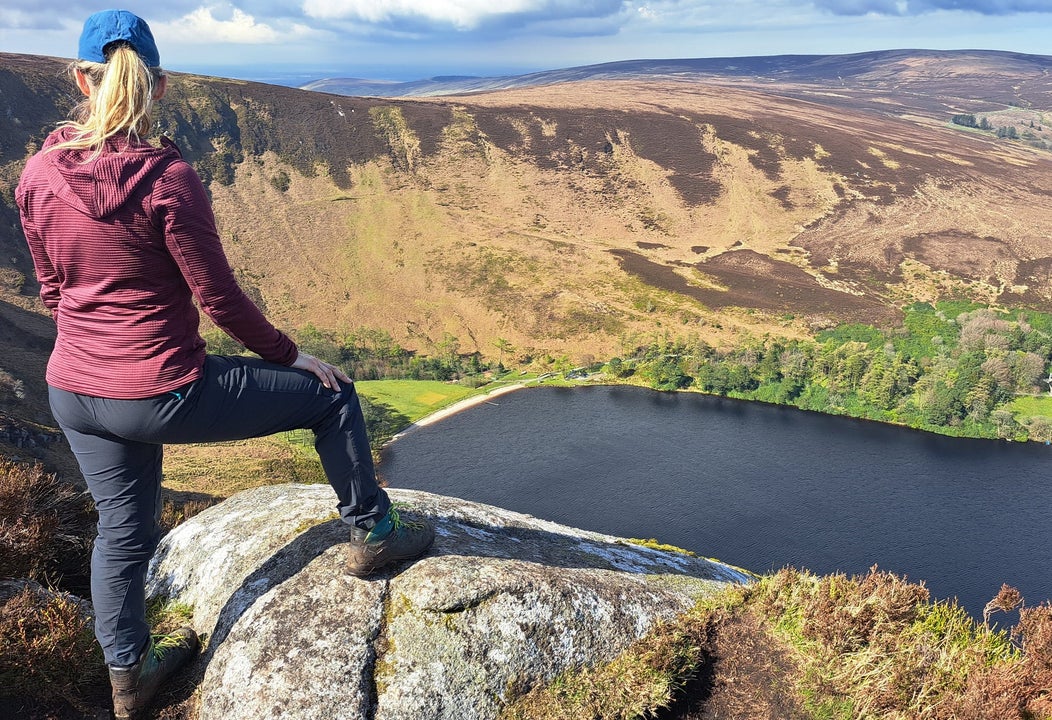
[48, 354, 391, 667]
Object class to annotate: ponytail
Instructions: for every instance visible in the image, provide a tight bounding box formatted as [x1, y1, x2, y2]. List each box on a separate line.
[49, 42, 164, 157]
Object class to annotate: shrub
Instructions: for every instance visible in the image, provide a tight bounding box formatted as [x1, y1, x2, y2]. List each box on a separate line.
[0, 583, 107, 715]
[0, 459, 94, 588]
[749, 568, 1051, 720]
[269, 169, 291, 192]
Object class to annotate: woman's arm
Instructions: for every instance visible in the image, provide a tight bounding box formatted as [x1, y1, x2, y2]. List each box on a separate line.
[15, 180, 62, 317]
[153, 159, 298, 366]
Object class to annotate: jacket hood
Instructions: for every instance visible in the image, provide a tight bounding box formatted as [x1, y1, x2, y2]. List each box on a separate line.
[37, 127, 182, 219]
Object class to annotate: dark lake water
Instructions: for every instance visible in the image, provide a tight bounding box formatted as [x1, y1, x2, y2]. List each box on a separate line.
[378, 385, 1051, 621]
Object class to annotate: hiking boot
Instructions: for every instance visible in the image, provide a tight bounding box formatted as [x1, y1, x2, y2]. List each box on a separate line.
[347, 506, 435, 577]
[109, 627, 199, 720]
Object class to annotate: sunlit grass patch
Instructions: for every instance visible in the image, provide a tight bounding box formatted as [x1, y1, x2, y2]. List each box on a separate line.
[1008, 394, 1052, 420]
[499, 604, 715, 720]
[746, 566, 1048, 720]
[623, 537, 697, 556]
[163, 436, 327, 499]
[356, 379, 479, 422]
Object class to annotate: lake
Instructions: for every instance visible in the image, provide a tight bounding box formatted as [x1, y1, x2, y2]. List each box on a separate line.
[378, 385, 1051, 620]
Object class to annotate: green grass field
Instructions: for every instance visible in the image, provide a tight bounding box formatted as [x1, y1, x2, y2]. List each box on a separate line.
[1007, 394, 1052, 420]
[355, 379, 482, 422]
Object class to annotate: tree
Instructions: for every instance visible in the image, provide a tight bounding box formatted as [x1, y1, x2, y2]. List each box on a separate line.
[492, 337, 514, 369]
[918, 379, 960, 425]
[991, 409, 1017, 439]
[964, 376, 995, 423]
[831, 342, 872, 393]
[696, 361, 756, 394]
[642, 357, 690, 391]
[435, 332, 460, 362]
[1027, 416, 1052, 443]
[1011, 351, 1046, 392]
[294, 324, 342, 364]
[778, 346, 810, 385]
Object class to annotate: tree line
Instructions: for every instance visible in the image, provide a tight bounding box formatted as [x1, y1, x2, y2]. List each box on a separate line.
[205, 301, 1052, 442]
[951, 114, 1038, 142]
[204, 323, 497, 384]
[605, 302, 1052, 441]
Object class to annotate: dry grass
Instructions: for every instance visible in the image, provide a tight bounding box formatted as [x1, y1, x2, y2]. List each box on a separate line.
[161, 436, 327, 499]
[748, 566, 1052, 720]
[196, 78, 1052, 363]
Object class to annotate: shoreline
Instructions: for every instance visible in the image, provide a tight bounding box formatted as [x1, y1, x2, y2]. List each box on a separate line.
[385, 377, 1047, 446]
[388, 382, 530, 442]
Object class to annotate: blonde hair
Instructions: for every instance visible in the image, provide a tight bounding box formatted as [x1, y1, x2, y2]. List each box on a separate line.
[49, 42, 164, 157]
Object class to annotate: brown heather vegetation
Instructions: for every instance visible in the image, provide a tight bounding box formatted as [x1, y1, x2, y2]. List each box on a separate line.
[0, 458, 93, 587]
[0, 583, 107, 719]
[505, 567, 1052, 720]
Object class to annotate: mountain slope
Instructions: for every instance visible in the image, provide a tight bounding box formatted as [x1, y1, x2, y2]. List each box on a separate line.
[301, 48, 1052, 109]
[2, 50, 1052, 458]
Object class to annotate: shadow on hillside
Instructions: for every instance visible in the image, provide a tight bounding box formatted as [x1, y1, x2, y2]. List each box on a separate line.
[0, 297, 56, 419]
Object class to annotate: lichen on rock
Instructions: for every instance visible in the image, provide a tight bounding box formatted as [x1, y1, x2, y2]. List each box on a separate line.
[146, 483, 752, 720]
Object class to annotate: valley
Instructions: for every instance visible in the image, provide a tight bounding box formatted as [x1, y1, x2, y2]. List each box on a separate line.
[2, 48, 1052, 465]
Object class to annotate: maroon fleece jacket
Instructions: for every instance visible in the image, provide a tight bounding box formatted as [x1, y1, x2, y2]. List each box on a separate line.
[16, 127, 297, 399]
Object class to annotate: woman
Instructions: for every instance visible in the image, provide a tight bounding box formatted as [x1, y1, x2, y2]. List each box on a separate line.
[16, 10, 434, 719]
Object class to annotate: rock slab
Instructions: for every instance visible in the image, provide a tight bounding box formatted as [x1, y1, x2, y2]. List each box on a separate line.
[147, 483, 752, 720]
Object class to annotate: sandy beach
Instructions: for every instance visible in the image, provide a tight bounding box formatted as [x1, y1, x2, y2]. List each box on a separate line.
[388, 382, 530, 441]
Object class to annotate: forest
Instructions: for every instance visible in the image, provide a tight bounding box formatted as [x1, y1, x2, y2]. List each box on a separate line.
[612, 302, 1052, 441]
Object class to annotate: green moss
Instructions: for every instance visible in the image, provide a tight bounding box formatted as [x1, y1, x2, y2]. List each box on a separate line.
[293, 512, 338, 535]
[374, 590, 414, 697]
[622, 537, 696, 556]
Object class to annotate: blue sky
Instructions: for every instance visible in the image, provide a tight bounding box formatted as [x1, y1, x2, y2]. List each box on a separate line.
[1, 1, 1049, 83]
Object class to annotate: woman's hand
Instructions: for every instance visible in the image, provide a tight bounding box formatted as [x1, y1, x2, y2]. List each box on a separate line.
[291, 352, 352, 392]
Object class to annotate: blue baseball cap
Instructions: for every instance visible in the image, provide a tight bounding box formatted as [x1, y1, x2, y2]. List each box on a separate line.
[77, 10, 160, 67]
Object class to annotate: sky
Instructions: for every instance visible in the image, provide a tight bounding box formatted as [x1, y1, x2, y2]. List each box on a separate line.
[1, 1, 1050, 84]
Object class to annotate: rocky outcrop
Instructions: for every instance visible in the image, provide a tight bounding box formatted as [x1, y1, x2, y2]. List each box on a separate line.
[147, 484, 752, 720]
[0, 413, 61, 451]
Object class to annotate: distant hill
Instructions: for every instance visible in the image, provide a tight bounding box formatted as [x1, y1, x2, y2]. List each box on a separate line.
[3, 48, 1052, 468]
[301, 48, 1052, 106]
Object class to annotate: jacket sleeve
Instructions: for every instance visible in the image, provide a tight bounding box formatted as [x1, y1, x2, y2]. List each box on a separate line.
[15, 177, 62, 317]
[152, 159, 298, 366]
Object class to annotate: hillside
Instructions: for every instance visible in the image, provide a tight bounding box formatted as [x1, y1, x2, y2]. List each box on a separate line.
[2, 49, 1052, 467]
[302, 48, 1052, 105]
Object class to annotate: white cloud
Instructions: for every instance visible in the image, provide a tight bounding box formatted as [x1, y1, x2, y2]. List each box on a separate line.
[158, 4, 312, 44]
[301, 0, 605, 30]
